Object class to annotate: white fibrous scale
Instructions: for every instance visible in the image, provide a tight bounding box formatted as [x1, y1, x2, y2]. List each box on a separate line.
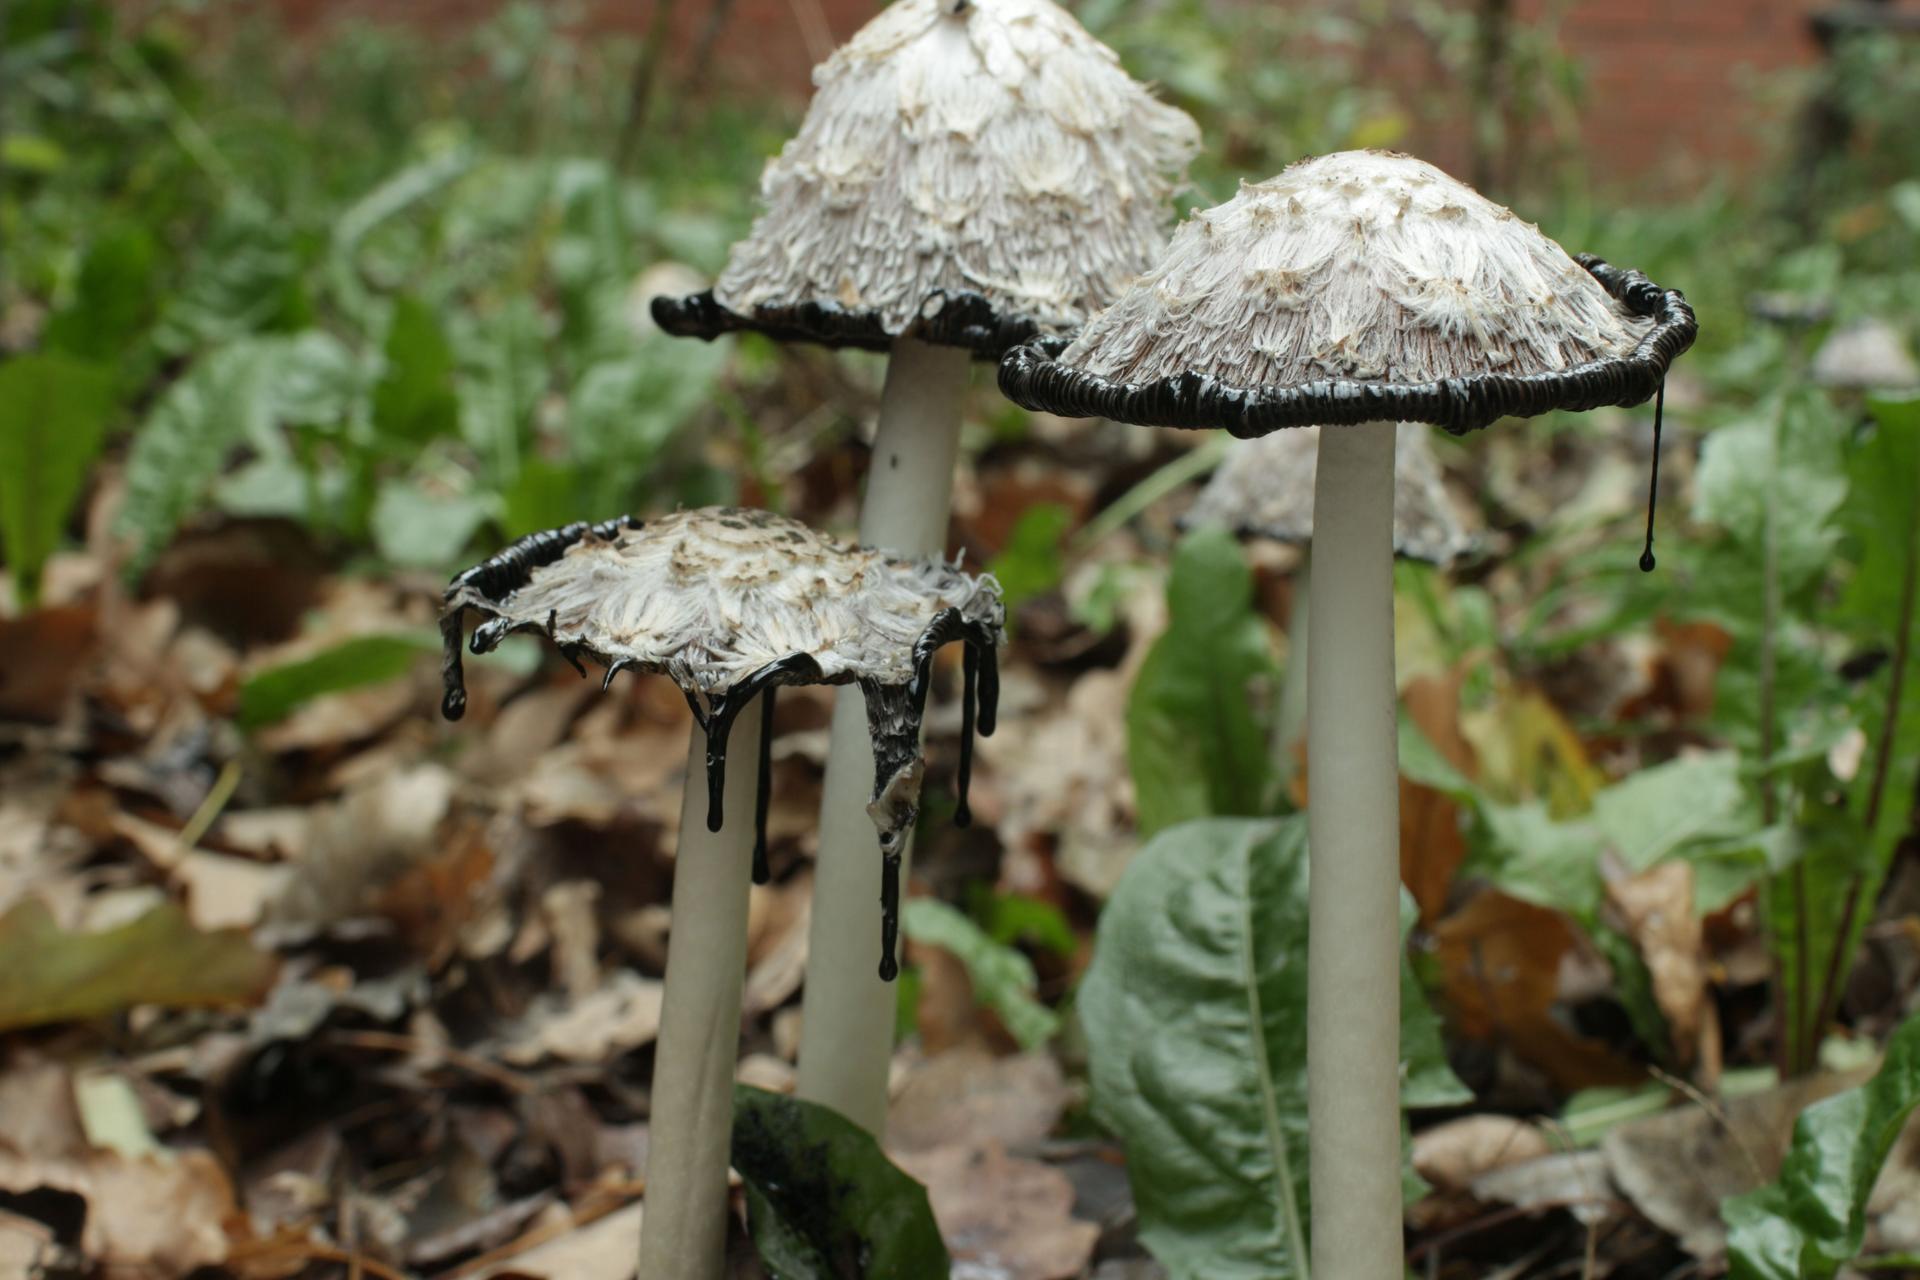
[1185, 424, 1477, 566]
[443, 507, 1003, 699]
[712, 0, 1200, 336]
[1061, 150, 1656, 387]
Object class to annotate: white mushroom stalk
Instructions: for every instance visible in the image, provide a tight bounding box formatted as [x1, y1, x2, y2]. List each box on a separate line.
[998, 149, 1697, 1279]
[651, 0, 1198, 1135]
[437, 509, 1004, 1278]
[1185, 424, 1475, 789]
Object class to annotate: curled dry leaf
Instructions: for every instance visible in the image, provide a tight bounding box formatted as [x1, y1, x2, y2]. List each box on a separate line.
[0, 1147, 240, 1276]
[1604, 859, 1712, 1069]
[470, 1200, 644, 1280]
[893, 1141, 1099, 1280]
[265, 764, 455, 938]
[498, 970, 666, 1066]
[1411, 1115, 1556, 1195]
[1470, 1149, 1616, 1227]
[887, 1049, 1070, 1156]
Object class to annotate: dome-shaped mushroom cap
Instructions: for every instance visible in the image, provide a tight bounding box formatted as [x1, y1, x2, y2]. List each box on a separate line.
[441, 507, 1004, 701]
[651, 0, 1200, 358]
[1000, 150, 1698, 433]
[1183, 425, 1476, 566]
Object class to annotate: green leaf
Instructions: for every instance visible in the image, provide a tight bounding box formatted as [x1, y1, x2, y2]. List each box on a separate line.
[371, 295, 460, 444]
[1693, 390, 1848, 591]
[369, 480, 492, 569]
[985, 503, 1072, 614]
[0, 897, 277, 1031]
[1765, 803, 1876, 1074]
[156, 203, 307, 354]
[43, 224, 161, 364]
[0, 355, 116, 607]
[1590, 751, 1751, 871]
[1126, 528, 1281, 836]
[899, 898, 1059, 1050]
[119, 333, 361, 572]
[238, 631, 436, 729]
[731, 1085, 950, 1280]
[1725, 1012, 1920, 1279]
[1080, 816, 1462, 1279]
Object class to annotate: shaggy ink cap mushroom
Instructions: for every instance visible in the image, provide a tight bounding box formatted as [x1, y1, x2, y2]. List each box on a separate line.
[651, 0, 1201, 358]
[1184, 424, 1476, 566]
[1000, 149, 1699, 567]
[439, 507, 1006, 977]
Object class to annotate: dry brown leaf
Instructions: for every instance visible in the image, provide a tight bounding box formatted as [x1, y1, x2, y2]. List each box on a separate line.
[887, 1049, 1070, 1156]
[0, 1147, 240, 1275]
[0, 605, 97, 723]
[1604, 860, 1711, 1069]
[894, 1141, 1099, 1280]
[542, 880, 603, 1000]
[1470, 1150, 1615, 1226]
[0, 1057, 88, 1159]
[470, 1200, 643, 1280]
[266, 764, 455, 936]
[499, 971, 666, 1066]
[743, 875, 810, 1017]
[1411, 1115, 1555, 1194]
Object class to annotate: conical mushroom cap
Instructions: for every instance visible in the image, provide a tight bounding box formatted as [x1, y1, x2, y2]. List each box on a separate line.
[1000, 150, 1697, 433]
[653, 0, 1200, 358]
[1184, 425, 1476, 565]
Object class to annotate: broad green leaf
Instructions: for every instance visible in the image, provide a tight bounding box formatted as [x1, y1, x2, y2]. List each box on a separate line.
[731, 1085, 950, 1280]
[1469, 801, 1603, 920]
[238, 632, 437, 729]
[1591, 751, 1752, 871]
[156, 204, 307, 354]
[1725, 1012, 1920, 1279]
[1693, 390, 1848, 591]
[1126, 528, 1281, 836]
[120, 333, 361, 572]
[370, 480, 493, 569]
[899, 898, 1059, 1050]
[986, 504, 1072, 614]
[0, 354, 115, 607]
[43, 224, 161, 364]
[371, 294, 460, 444]
[0, 897, 278, 1031]
[1080, 816, 1463, 1280]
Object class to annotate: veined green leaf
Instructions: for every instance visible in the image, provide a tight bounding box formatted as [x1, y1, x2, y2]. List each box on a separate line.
[900, 898, 1059, 1051]
[0, 354, 116, 607]
[238, 631, 437, 729]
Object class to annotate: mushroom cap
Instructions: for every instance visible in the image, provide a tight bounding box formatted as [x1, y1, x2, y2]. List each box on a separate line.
[1183, 424, 1476, 566]
[999, 150, 1698, 434]
[442, 507, 1004, 702]
[651, 0, 1200, 359]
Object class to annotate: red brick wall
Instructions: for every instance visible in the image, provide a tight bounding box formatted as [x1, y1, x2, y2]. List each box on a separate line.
[264, 0, 1907, 190]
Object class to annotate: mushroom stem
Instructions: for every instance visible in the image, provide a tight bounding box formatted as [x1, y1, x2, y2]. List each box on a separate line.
[639, 698, 769, 1280]
[1305, 421, 1404, 1280]
[1272, 547, 1311, 796]
[797, 334, 970, 1135]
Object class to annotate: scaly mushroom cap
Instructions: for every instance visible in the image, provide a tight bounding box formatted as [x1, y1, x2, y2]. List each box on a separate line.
[1183, 425, 1476, 566]
[652, 0, 1200, 358]
[439, 508, 1005, 978]
[1000, 150, 1698, 434]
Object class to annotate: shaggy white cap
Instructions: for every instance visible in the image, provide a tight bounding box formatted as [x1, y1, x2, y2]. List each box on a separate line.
[445, 507, 1003, 701]
[710, 0, 1199, 339]
[1184, 425, 1476, 566]
[1060, 150, 1654, 387]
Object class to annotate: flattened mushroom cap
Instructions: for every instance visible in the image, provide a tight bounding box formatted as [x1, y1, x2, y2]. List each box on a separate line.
[651, 0, 1200, 359]
[1000, 150, 1698, 434]
[1183, 425, 1476, 566]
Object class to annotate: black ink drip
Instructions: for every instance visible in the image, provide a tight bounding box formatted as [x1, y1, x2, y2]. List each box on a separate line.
[753, 687, 777, 885]
[439, 608, 469, 720]
[955, 645, 978, 828]
[879, 852, 903, 982]
[1640, 380, 1666, 573]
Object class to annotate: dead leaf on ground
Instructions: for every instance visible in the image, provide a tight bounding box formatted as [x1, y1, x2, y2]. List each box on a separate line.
[470, 1200, 643, 1280]
[499, 971, 665, 1066]
[1470, 1149, 1615, 1226]
[888, 1049, 1070, 1156]
[1411, 1115, 1555, 1194]
[894, 1141, 1099, 1280]
[0, 896, 278, 1031]
[265, 764, 455, 938]
[1604, 859, 1714, 1071]
[0, 1147, 240, 1275]
[0, 605, 98, 723]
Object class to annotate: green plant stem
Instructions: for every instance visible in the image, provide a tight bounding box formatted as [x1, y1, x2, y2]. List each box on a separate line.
[1806, 491, 1919, 1069]
[1068, 433, 1231, 556]
[795, 337, 969, 1135]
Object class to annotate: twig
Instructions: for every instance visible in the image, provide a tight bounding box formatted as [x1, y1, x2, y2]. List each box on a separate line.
[173, 759, 242, 862]
[616, 0, 677, 173]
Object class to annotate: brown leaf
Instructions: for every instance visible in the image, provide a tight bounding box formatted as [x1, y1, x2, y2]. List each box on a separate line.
[0, 605, 97, 723]
[894, 1142, 1098, 1280]
[498, 971, 665, 1066]
[1411, 1115, 1554, 1194]
[1604, 860, 1712, 1069]
[0, 897, 277, 1031]
[0, 1147, 240, 1275]
[469, 1200, 643, 1280]
[888, 1049, 1070, 1156]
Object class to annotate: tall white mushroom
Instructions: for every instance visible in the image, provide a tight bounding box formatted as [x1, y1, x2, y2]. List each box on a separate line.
[1185, 424, 1476, 787]
[1002, 150, 1697, 1279]
[654, 0, 1198, 1133]
[438, 508, 1004, 1280]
